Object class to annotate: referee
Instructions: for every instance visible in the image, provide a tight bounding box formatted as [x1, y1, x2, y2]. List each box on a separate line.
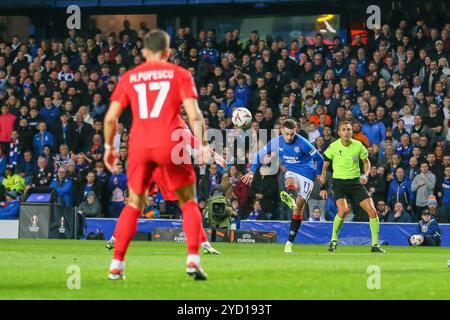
[320, 121, 385, 253]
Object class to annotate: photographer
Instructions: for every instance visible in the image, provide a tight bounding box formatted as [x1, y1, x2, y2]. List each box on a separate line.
[205, 186, 234, 229]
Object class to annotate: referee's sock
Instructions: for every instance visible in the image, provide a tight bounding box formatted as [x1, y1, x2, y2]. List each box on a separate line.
[331, 215, 344, 242]
[288, 212, 302, 243]
[369, 216, 380, 246]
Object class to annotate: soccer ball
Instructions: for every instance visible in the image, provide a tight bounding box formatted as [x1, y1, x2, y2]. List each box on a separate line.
[410, 234, 424, 246]
[232, 107, 252, 128]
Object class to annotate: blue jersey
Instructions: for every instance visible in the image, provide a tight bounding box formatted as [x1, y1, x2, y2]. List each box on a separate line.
[251, 134, 324, 181]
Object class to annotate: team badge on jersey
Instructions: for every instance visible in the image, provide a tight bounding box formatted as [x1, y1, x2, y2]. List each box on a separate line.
[352, 155, 359, 163]
[294, 146, 300, 153]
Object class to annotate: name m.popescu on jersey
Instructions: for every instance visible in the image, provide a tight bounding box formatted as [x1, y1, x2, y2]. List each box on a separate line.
[110, 60, 198, 152]
[250, 134, 324, 181]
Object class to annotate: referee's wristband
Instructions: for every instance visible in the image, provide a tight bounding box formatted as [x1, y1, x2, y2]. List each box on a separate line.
[104, 144, 112, 150]
[361, 174, 368, 179]
[320, 185, 327, 191]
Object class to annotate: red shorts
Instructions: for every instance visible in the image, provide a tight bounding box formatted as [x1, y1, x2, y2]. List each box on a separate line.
[149, 168, 179, 201]
[127, 144, 196, 197]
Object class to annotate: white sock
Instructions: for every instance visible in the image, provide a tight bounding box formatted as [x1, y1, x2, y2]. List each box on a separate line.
[110, 236, 116, 241]
[110, 259, 124, 271]
[187, 254, 200, 265]
[286, 241, 293, 245]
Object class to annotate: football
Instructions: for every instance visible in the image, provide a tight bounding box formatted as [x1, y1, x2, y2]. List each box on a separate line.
[410, 235, 424, 246]
[232, 107, 252, 128]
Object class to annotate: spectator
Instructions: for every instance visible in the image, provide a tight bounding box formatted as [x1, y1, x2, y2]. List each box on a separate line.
[78, 191, 102, 218]
[30, 156, 52, 189]
[33, 122, 54, 156]
[89, 93, 107, 120]
[77, 170, 102, 205]
[249, 164, 278, 219]
[425, 195, 439, 219]
[387, 167, 412, 212]
[392, 119, 408, 142]
[50, 166, 73, 206]
[246, 199, 264, 220]
[107, 162, 127, 218]
[220, 88, 243, 118]
[396, 134, 413, 166]
[0, 105, 16, 156]
[220, 165, 242, 200]
[410, 115, 429, 137]
[142, 195, 160, 219]
[367, 166, 387, 204]
[387, 202, 412, 222]
[362, 110, 386, 145]
[352, 121, 369, 147]
[426, 153, 444, 192]
[17, 150, 36, 184]
[376, 200, 391, 223]
[308, 207, 326, 222]
[198, 164, 222, 201]
[0, 190, 20, 219]
[2, 165, 25, 192]
[73, 113, 93, 153]
[38, 96, 60, 131]
[411, 162, 436, 216]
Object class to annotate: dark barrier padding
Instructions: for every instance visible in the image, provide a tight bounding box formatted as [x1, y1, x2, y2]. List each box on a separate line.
[86, 218, 450, 246]
[19, 204, 74, 239]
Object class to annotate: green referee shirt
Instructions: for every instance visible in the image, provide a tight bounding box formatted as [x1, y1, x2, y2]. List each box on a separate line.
[323, 138, 369, 179]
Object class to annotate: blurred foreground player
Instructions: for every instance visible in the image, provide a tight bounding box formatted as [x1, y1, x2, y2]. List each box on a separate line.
[104, 30, 210, 280]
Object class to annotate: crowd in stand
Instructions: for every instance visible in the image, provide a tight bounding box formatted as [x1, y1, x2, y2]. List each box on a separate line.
[0, 17, 449, 223]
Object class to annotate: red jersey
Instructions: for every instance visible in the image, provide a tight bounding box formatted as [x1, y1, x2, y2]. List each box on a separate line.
[110, 60, 198, 150]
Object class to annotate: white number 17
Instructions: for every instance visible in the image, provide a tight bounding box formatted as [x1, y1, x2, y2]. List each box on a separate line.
[134, 81, 170, 119]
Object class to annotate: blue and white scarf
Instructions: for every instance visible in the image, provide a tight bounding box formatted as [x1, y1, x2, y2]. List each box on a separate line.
[8, 139, 19, 167]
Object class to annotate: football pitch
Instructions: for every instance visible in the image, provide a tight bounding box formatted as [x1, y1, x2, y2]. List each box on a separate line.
[1, 239, 449, 300]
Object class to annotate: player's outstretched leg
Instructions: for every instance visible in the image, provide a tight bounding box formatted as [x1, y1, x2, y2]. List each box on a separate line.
[108, 205, 142, 280]
[280, 186, 297, 211]
[177, 184, 208, 280]
[201, 229, 221, 255]
[360, 198, 386, 253]
[108, 189, 146, 280]
[282, 184, 305, 253]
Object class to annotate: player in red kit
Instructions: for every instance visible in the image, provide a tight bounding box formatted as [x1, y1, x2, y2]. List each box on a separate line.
[103, 30, 210, 280]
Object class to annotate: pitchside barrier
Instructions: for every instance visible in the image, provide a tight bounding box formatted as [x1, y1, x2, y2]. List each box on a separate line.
[84, 219, 450, 246]
[17, 203, 84, 239]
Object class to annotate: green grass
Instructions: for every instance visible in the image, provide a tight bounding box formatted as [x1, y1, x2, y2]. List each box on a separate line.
[0, 239, 450, 299]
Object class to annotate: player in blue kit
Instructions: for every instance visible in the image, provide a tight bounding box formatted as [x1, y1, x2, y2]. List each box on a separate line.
[242, 119, 324, 253]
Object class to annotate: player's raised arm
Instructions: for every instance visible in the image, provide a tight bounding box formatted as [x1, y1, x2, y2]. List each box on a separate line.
[183, 97, 208, 164]
[320, 144, 334, 185]
[241, 138, 275, 185]
[298, 134, 324, 177]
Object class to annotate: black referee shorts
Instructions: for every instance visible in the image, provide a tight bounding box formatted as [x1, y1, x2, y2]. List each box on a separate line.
[332, 178, 371, 205]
